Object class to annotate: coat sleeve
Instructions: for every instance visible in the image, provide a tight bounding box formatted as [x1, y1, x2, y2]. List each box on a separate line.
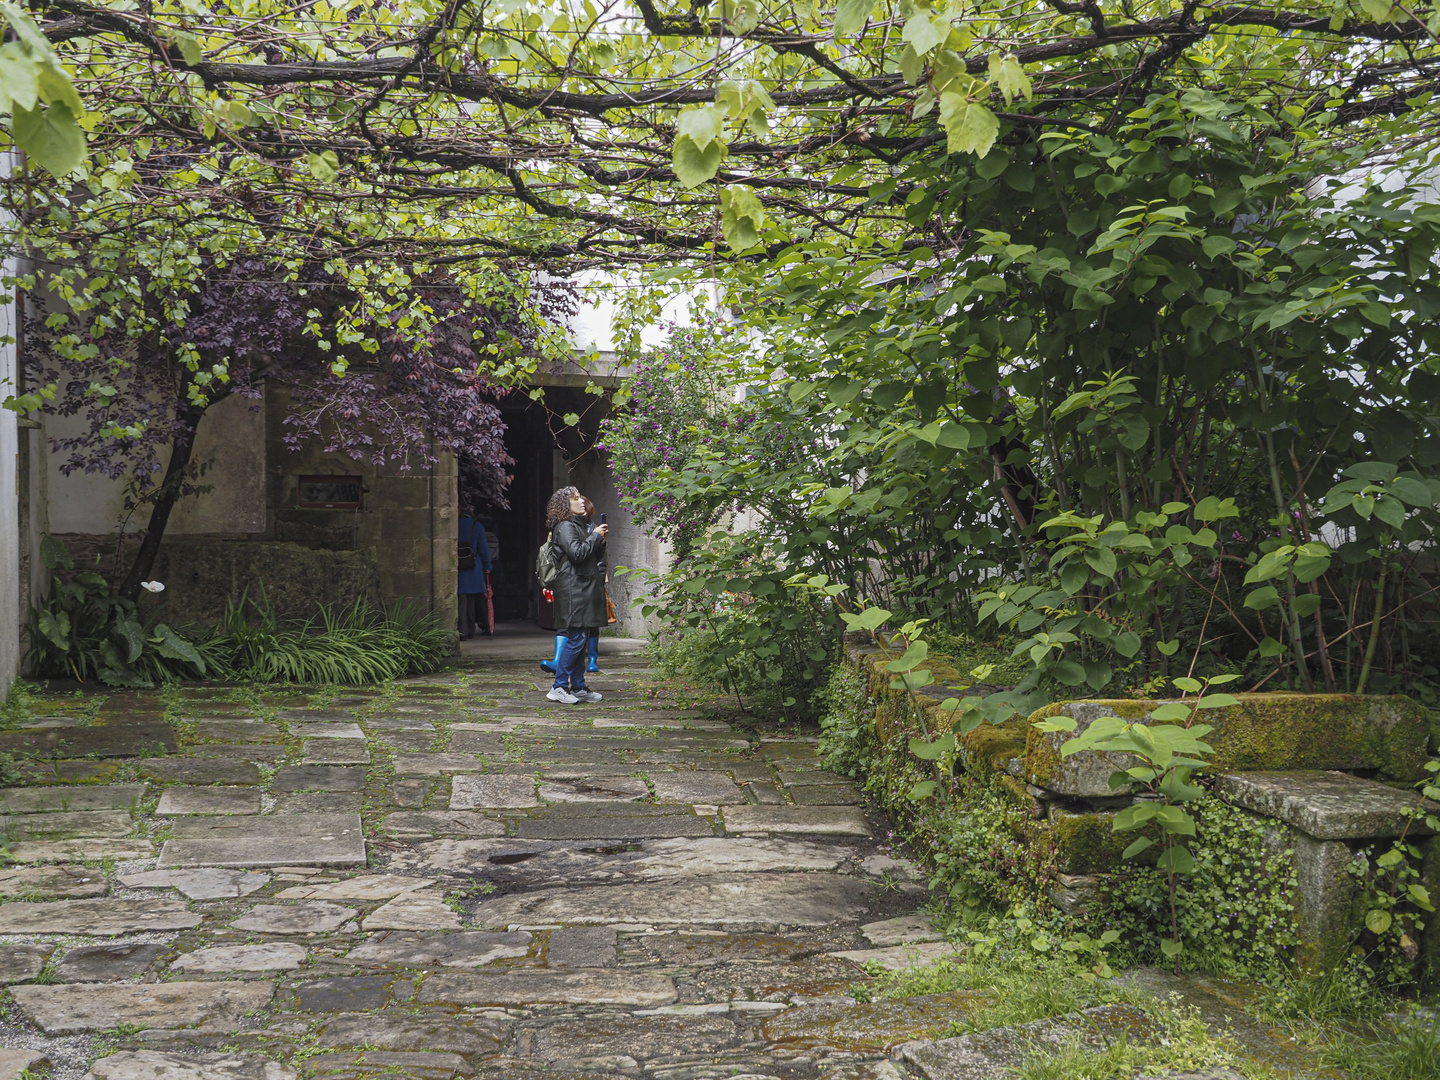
[555, 520, 604, 565]
[476, 526, 493, 572]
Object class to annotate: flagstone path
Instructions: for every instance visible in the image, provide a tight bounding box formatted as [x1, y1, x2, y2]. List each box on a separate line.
[0, 650, 968, 1080]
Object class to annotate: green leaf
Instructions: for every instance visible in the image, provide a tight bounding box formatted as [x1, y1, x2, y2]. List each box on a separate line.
[1159, 938, 1184, 958]
[939, 92, 999, 158]
[171, 32, 203, 66]
[1243, 586, 1281, 611]
[1360, 0, 1402, 21]
[1258, 636, 1284, 658]
[1155, 639, 1179, 657]
[1083, 547, 1117, 579]
[719, 185, 765, 251]
[673, 135, 725, 188]
[1291, 593, 1321, 617]
[909, 733, 955, 760]
[1156, 846, 1196, 874]
[987, 53, 1031, 105]
[12, 100, 86, 177]
[40, 535, 73, 571]
[1121, 837, 1154, 859]
[1193, 496, 1239, 521]
[841, 606, 892, 632]
[909, 780, 938, 800]
[899, 43, 924, 86]
[887, 640, 929, 672]
[678, 105, 723, 151]
[1053, 659, 1086, 686]
[0, 41, 39, 113]
[1366, 908, 1393, 934]
[1372, 494, 1406, 530]
[306, 150, 340, 182]
[832, 0, 873, 39]
[902, 10, 951, 54]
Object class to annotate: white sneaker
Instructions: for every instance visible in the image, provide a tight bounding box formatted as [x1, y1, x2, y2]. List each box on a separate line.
[546, 687, 580, 704]
[572, 689, 603, 703]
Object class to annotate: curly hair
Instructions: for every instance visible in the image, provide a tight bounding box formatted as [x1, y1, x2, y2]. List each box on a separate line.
[545, 486, 581, 530]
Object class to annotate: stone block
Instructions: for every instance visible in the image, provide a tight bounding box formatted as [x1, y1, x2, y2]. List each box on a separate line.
[1214, 770, 1437, 839]
[0, 898, 201, 936]
[1291, 830, 1364, 972]
[158, 812, 365, 868]
[84, 1051, 296, 1079]
[381, 507, 434, 540]
[272, 766, 366, 791]
[156, 787, 262, 816]
[446, 774, 534, 810]
[0, 944, 50, 984]
[722, 805, 871, 836]
[1027, 694, 1432, 796]
[54, 943, 166, 982]
[1, 864, 107, 898]
[0, 1049, 48, 1078]
[10, 980, 273, 1034]
[1048, 807, 1132, 875]
[0, 720, 176, 759]
[0, 810, 134, 838]
[0, 785, 144, 814]
[418, 969, 677, 1007]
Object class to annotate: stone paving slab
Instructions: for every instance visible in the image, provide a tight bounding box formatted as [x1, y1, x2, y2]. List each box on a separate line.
[159, 812, 365, 868]
[290, 722, 366, 740]
[273, 792, 363, 813]
[303, 739, 372, 764]
[54, 943, 167, 982]
[232, 901, 357, 933]
[394, 753, 485, 775]
[316, 1013, 510, 1055]
[0, 721, 176, 759]
[0, 898, 202, 935]
[193, 719, 282, 742]
[0, 784, 145, 813]
[271, 766, 365, 791]
[346, 930, 532, 967]
[11, 980, 275, 1034]
[381, 810, 506, 837]
[1215, 770, 1439, 839]
[83, 1050, 298, 1079]
[362, 891, 463, 930]
[473, 873, 877, 929]
[0, 944, 50, 983]
[273, 873, 431, 901]
[172, 943, 308, 973]
[1, 863, 108, 898]
[0, 809, 134, 838]
[722, 805, 872, 835]
[140, 758, 262, 785]
[648, 772, 748, 804]
[418, 969, 677, 1006]
[5, 838, 155, 862]
[0, 1049, 49, 1078]
[120, 868, 269, 899]
[156, 786, 263, 815]
[514, 813, 715, 840]
[450, 774, 538, 809]
[830, 941, 964, 970]
[537, 776, 649, 802]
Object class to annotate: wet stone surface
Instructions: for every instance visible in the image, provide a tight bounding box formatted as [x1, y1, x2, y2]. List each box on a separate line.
[0, 648, 1287, 1080]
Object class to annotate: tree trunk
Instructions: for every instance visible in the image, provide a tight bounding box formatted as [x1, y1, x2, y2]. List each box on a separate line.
[118, 405, 204, 603]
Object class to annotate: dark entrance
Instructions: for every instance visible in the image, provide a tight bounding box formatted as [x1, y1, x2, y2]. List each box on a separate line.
[461, 387, 611, 630]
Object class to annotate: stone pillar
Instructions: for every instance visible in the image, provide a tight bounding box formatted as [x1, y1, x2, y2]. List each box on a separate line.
[431, 449, 458, 637]
[1290, 831, 1364, 973]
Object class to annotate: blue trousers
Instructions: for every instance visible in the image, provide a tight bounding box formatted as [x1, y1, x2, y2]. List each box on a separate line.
[553, 626, 590, 691]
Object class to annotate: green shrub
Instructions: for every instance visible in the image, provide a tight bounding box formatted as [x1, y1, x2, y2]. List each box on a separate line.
[27, 537, 206, 687]
[817, 661, 871, 776]
[198, 592, 452, 684]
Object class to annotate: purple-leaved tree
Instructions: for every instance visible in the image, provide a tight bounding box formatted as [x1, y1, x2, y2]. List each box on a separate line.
[28, 259, 573, 602]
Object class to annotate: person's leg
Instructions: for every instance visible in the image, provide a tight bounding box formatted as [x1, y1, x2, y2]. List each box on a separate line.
[553, 627, 587, 690]
[458, 594, 475, 639]
[540, 633, 565, 675]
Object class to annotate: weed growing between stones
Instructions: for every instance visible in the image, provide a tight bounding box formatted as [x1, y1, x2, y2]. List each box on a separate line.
[1319, 1019, 1440, 1080]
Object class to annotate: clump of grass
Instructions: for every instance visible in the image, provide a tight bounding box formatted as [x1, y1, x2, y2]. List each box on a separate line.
[198, 591, 452, 685]
[1320, 1021, 1440, 1080]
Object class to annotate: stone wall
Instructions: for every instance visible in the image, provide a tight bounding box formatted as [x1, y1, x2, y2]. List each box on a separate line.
[847, 643, 1440, 977]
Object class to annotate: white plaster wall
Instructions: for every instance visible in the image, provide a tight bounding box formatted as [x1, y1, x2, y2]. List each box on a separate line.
[564, 273, 719, 352]
[44, 389, 266, 536]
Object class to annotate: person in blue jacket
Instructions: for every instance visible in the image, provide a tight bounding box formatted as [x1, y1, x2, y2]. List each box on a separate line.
[457, 507, 493, 640]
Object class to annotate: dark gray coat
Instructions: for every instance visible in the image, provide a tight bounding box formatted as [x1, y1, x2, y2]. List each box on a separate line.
[552, 518, 607, 628]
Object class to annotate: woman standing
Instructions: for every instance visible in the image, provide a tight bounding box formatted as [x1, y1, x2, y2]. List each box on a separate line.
[457, 507, 492, 640]
[544, 486, 607, 704]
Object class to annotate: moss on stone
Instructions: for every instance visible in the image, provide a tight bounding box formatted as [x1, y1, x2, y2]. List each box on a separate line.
[1023, 694, 1431, 791]
[1049, 808, 1132, 875]
[962, 717, 1028, 773]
